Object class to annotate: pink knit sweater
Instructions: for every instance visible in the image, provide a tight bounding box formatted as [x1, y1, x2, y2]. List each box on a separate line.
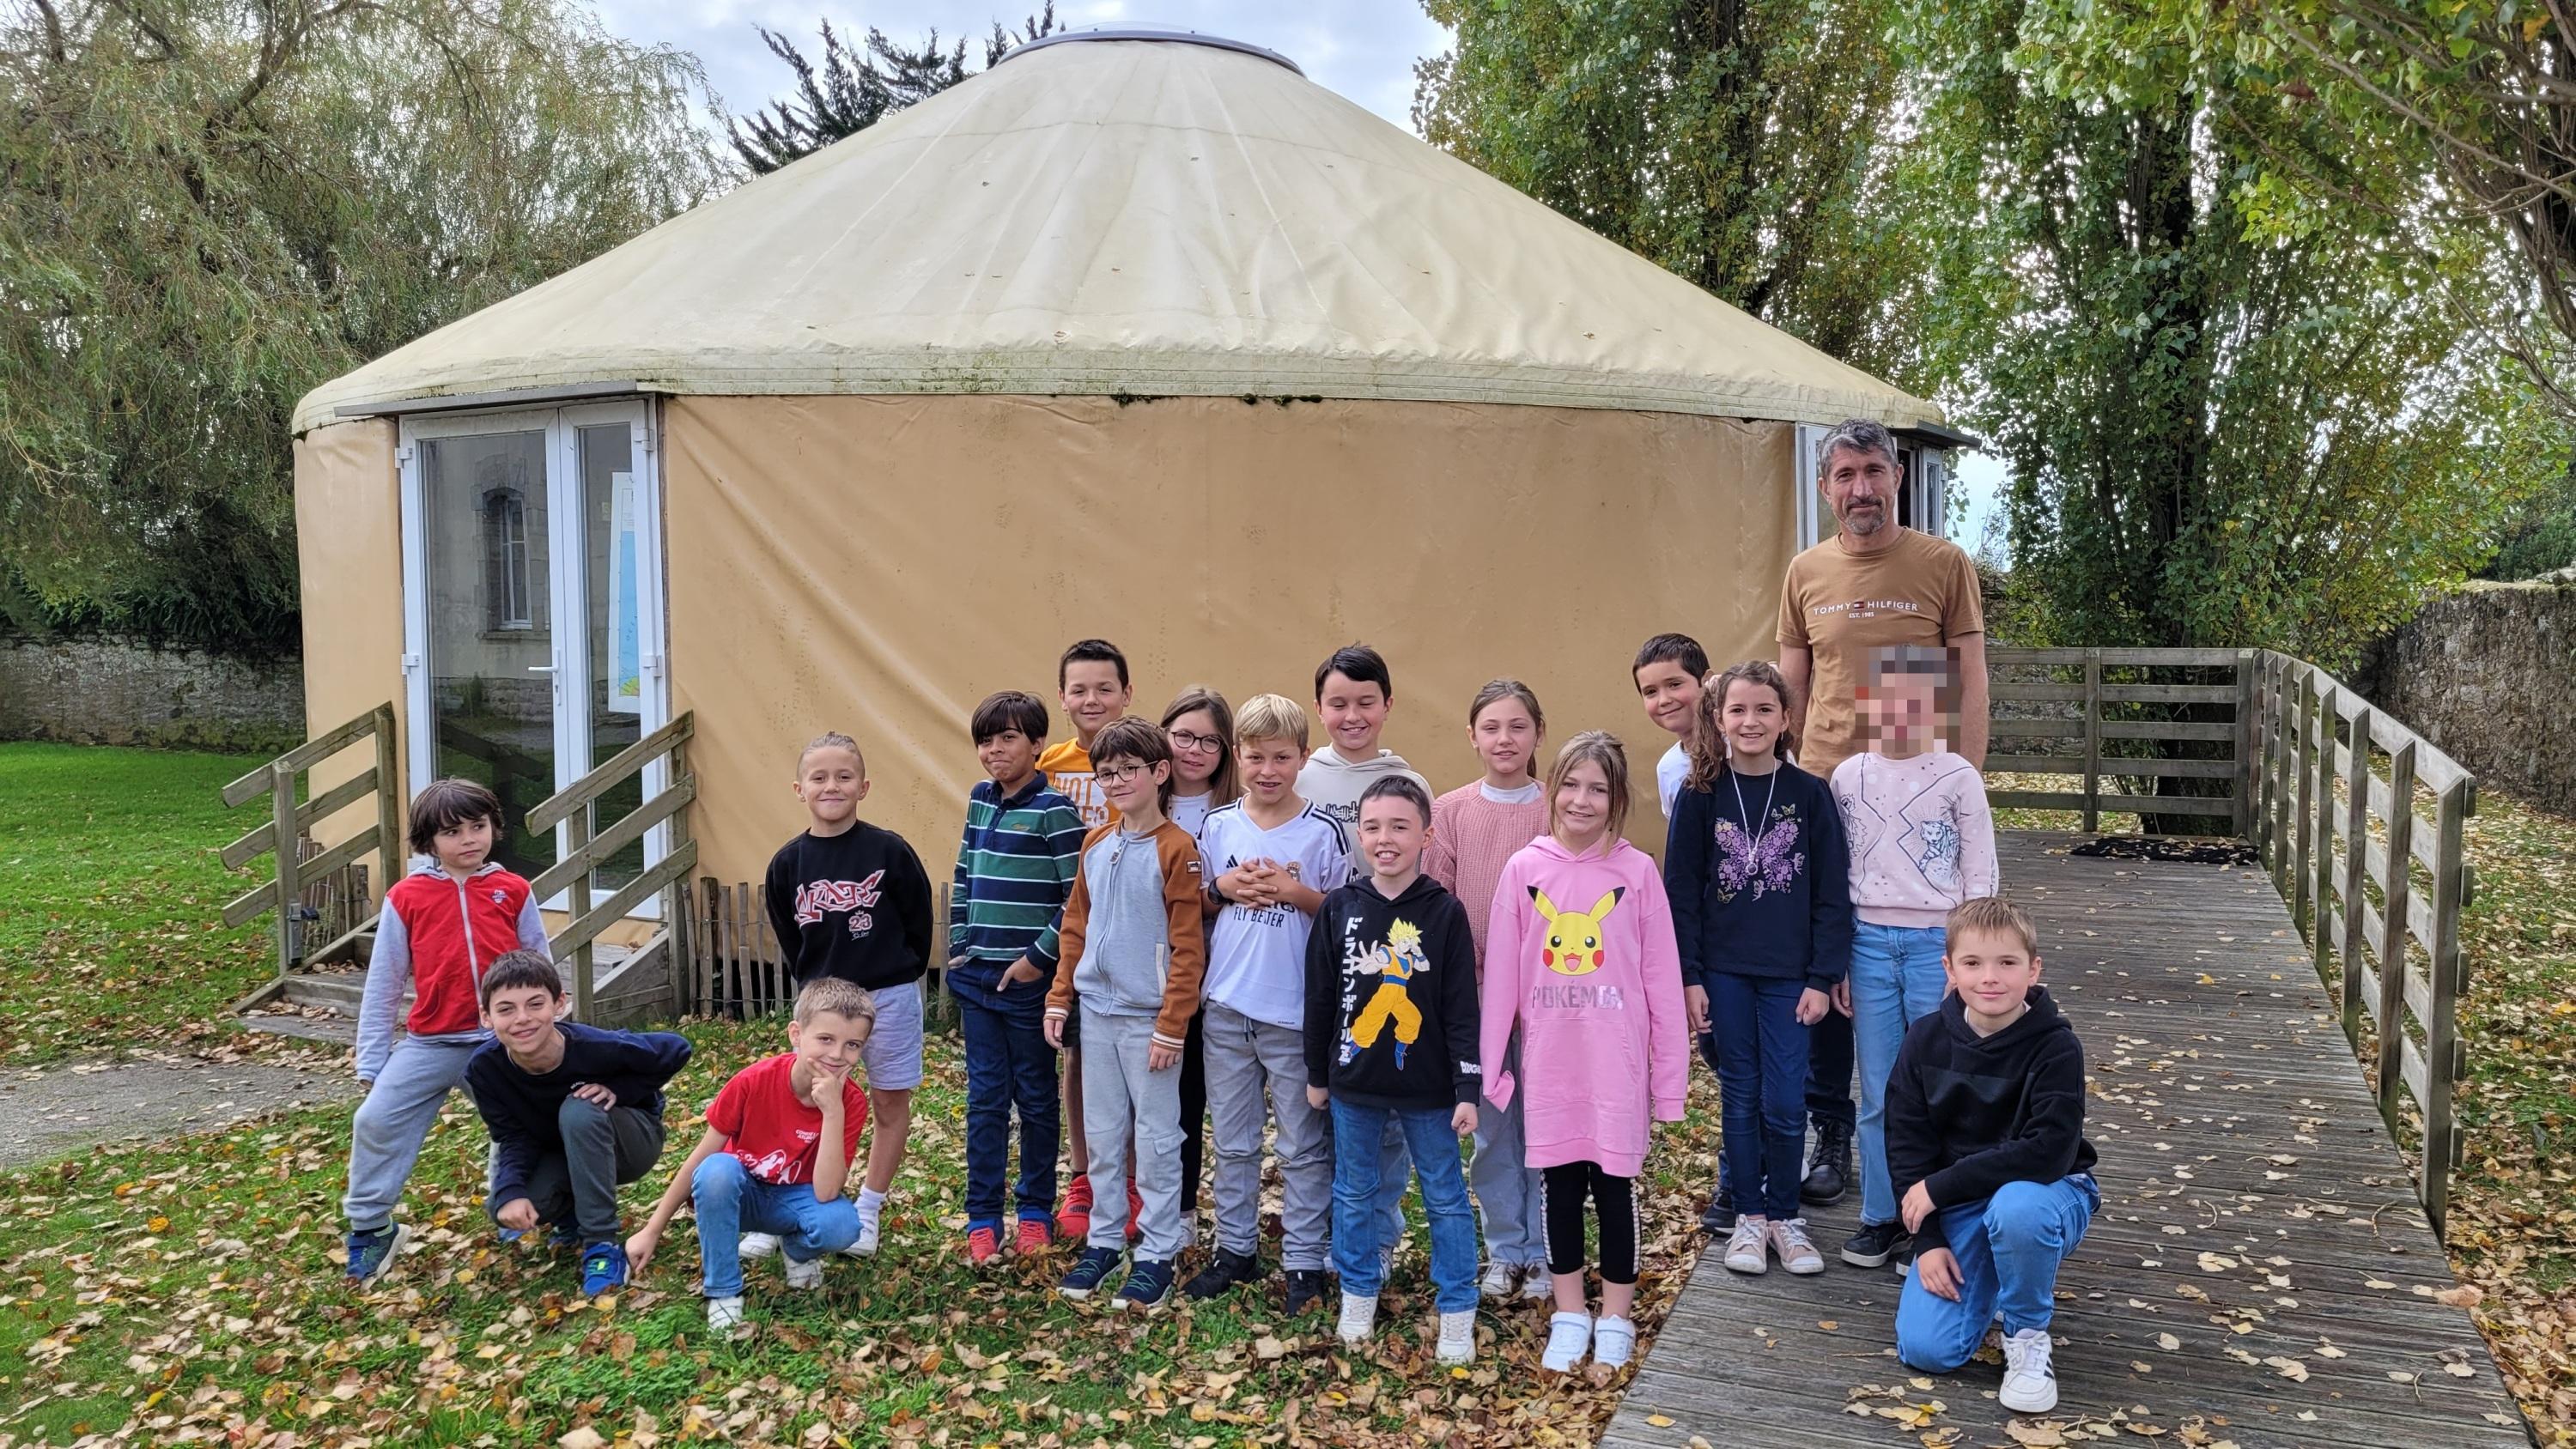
[1425, 782, 1548, 971]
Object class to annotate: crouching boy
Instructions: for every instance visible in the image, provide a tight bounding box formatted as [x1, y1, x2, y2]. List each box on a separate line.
[467, 951, 694, 1295]
[1886, 897, 2098, 1414]
[629, 979, 876, 1337]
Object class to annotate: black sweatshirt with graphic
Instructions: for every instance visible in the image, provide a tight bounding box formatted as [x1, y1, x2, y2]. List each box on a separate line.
[1884, 985, 2098, 1256]
[1303, 873, 1481, 1110]
[764, 822, 936, 991]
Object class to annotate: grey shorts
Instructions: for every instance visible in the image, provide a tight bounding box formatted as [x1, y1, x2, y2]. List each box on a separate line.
[863, 980, 926, 1091]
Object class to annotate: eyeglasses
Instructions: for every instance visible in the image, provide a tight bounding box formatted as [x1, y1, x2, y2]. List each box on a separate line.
[1097, 762, 1156, 785]
[1168, 731, 1223, 753]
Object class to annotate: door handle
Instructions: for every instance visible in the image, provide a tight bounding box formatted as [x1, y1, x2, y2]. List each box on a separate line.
[528, 665, 556, 673]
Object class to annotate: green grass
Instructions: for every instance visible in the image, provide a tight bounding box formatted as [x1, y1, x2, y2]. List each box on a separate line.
[0, 743, 273, 1065]
[0, 743, 1725, 1447]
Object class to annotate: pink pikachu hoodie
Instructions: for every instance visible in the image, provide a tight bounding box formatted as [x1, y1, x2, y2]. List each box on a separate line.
[1479, 834, 1689, 1178]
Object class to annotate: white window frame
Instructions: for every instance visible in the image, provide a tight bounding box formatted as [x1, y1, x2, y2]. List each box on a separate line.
[398, 400, 671, 910]
[483, 487, 533, 630]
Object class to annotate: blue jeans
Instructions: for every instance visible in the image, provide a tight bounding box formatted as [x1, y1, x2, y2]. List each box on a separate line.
[1707, 974, 1809, 1220]
[1897, 1175, 2099, 1372]
[957, 992, 1060, 1230]
[1330, 1100, 1478, 1313]
[690, 1155, 861, 1299]
[1852, 921, 1950, 1226]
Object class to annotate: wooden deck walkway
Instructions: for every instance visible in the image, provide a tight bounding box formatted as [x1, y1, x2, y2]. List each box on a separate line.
[1603, 832, 2529, 1449]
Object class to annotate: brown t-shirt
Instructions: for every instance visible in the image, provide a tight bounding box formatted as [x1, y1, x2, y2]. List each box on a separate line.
[1777, 527, 1984, 779]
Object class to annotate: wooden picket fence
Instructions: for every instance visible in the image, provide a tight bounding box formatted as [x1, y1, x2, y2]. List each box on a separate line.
[683, 881, 954, 1025]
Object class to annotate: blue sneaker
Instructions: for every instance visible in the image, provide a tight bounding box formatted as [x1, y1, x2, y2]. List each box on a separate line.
[1057, 1246, 1123, 1301]
[497, 1226, 525, 1245]
[546, 1223, 580, 1250]
[345, 1223, 410, 1283]
[1115, 1257, 1175, 1313]
[580, 1241, 629, 1296]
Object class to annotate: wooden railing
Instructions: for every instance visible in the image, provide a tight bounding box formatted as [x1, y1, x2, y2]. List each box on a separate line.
[2250, 652, 2476, 1236]
[1984, 647, 2253, 834]
[525, 712, 698, 1020]
[219, 703, 403, 979]
[688, 881, 955, 1028]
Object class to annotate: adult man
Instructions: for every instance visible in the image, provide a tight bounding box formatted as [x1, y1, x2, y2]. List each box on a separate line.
[1777, 416, 1990, 1209]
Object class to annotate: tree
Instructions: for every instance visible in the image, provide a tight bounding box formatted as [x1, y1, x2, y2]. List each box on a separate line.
[1412, 0, 1924, 377]
[726, 4, 1058, 176]
[1898, 0, 2562, 824]
[0, 0, 725, 650]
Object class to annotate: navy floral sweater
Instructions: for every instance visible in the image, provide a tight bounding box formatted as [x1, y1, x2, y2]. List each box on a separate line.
[1662, 760, 1853, 995]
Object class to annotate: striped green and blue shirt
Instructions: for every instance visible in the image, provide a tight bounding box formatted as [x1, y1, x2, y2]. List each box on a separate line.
[949, 773, 1086, 970]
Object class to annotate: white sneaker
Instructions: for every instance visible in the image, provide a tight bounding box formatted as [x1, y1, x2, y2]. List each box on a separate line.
[1337, 1291, 1378, 1346]
[1999, 1328, 2059, 1413]
[705, 1294, 750, 1338]
[782, 1252, 824, 1290]
[1520, 1267, 1553, 1300]
[1479, 1261, 1516, 1300]
[738, 1232, 781, 1259]
[1437, 1308, 1477, 1366]
[1771, 1217, 1826, 1275]
[843, 1209, 882, 1258]
[1540, 1311, 1593, 1373]
[1723, 1215, 1771, 1275]
[1593, 1314, 1637, 1369]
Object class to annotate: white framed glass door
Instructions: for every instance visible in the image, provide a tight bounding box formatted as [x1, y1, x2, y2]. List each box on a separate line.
[398, 402, 670, 902]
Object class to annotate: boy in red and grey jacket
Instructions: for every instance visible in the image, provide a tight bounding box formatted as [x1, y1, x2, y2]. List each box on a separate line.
[343, 779, 550, 1282]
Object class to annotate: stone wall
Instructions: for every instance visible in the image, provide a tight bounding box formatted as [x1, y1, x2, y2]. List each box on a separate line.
[2355, 575, 2576, 817]
[0, 636, 304, 755]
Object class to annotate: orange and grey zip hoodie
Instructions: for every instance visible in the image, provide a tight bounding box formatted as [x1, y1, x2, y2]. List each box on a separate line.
[355, 859, 551, 1081]
[1045, 821, 1207, 1049]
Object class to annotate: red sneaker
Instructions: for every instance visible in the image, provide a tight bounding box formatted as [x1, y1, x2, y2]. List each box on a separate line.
[1060, 1175, 1094, 1243]
[966, 1226, 999, 1266]
[1015, 1218, 1053, 1257]
[1127, 1182, 1144, 1240]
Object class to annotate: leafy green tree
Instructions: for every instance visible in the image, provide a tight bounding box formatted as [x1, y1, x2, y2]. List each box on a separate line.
[726, 4, 1058, 176]
[0, 0, 723, 651]
[1413, 0, 1923, 375]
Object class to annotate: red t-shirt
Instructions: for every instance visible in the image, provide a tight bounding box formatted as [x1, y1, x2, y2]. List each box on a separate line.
[704, 1052, 868, 1185]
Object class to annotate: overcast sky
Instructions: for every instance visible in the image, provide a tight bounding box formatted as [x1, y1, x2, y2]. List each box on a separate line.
[590, 0, 2007, 554]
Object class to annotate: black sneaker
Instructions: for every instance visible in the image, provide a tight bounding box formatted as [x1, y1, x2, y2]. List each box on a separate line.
[1698, 1196, 1738, 1234]
[1058, 1246, 1123, 1300]
[1184, 1248, 1262, 1300]
[1283, 1268, 1327, 1315]
[1801, 1119, 1852, 1206]
[1116, 1257, 1176, 1313]
[1841, 1220, 1910, 1269]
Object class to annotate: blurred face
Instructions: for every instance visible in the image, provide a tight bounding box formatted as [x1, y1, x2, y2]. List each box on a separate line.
[1552, 759, 1613, 849]
[978, 726, 1042, 787]
[1860, 668, 1945, 755]
[1719, 678, 1787, 761]
[1238, 736, 1307, 806]
[1469, 698, 1540, 783]
[432, 815, 495, 874]
[1358, 794, 1429, 882]
[480, 983, 563, 1056]
[1315, 672, 1388, 757]
[789, 1009, 872, 1077]
[1823, 443, 1900, 538]
[794, 745, 868, 826]
[1635, 660, 1698, 739]
[1946, 926, 2043, 1030]
[1060, 661, 1132, 745]
[1166, 708, 1224, 791]
[1095, 752, 1169, 815]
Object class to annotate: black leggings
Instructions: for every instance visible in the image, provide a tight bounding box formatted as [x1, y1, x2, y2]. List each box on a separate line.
[1542, 1161, 1640, 1285]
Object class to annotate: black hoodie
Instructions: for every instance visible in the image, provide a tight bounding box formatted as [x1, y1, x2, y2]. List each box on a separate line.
[1884, 985, 2097, 1256]
[1303, 873, 1481, 1110]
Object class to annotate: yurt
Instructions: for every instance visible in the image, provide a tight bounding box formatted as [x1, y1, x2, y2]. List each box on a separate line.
[289, 27, 1957, 949]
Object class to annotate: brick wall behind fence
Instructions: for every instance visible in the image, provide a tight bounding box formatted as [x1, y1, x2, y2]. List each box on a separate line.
[0, 635, 304, 755]
[2357, 576, 2576, 818]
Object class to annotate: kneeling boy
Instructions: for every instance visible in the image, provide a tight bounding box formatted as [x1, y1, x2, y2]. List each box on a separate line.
[468, 951, 693, 1294]
[1886, 897, 2098, 1414]
[629, 979, 876, 1336]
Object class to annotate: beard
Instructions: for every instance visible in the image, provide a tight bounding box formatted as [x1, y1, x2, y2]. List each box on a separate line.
[1838, 500, 1889, 536]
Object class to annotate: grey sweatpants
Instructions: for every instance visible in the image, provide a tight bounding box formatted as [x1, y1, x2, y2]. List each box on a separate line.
[489, 1099, 667, 1243]
[1080, 1006, 1189, 1261]
[343, 1034, 483, 1232]
[1472, 1038, 1547, 1266]
[1203, 1003, 1331, 1269]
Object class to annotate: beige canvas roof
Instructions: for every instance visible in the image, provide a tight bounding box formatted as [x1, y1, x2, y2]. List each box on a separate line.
[290, 29, 1940, 435]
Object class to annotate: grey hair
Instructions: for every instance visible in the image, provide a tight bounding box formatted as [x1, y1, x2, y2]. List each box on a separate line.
[1816, 417, 1899, 480]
